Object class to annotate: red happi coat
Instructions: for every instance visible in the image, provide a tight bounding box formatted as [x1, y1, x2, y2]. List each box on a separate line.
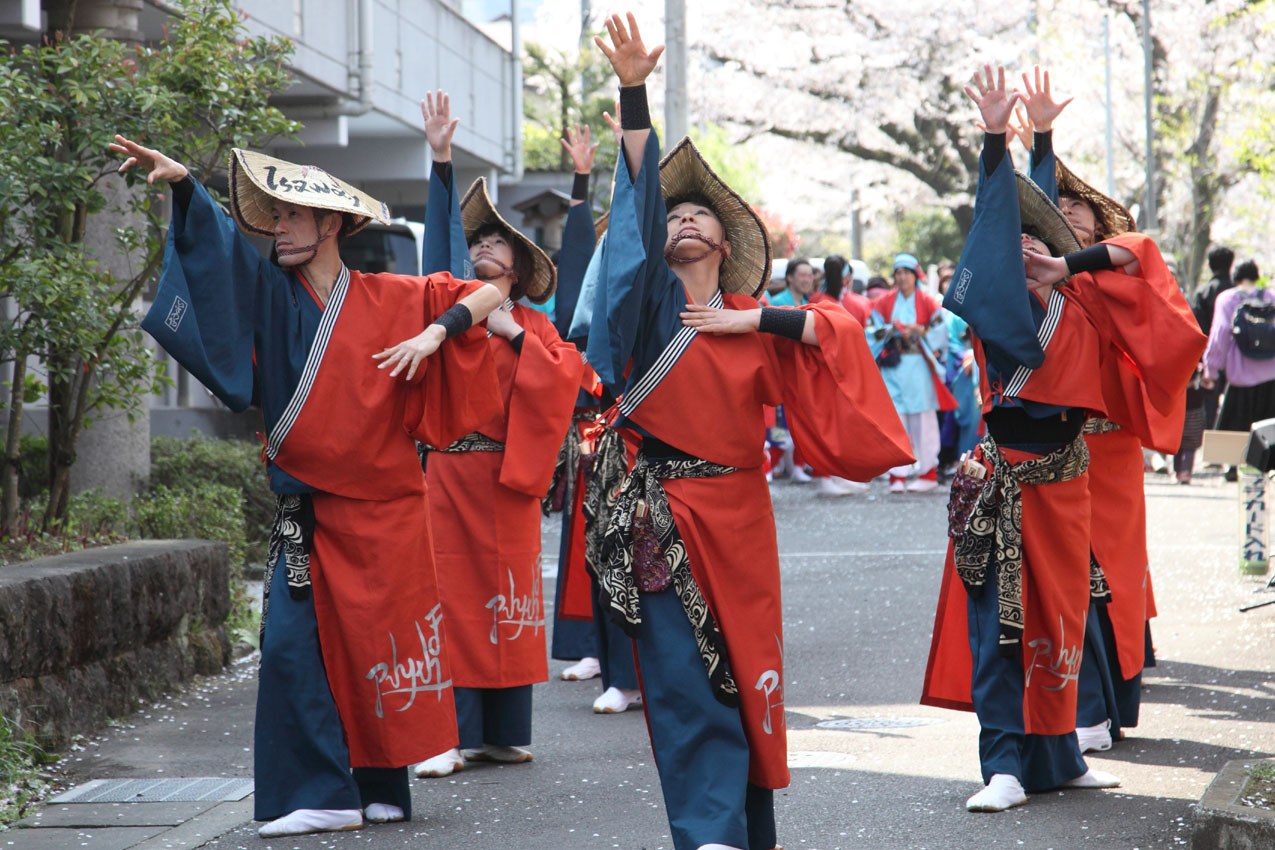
[627, 295, 913, 788]
[270, 270, 502, 768]
[922, 235, 1204, 734]
[427, 304, 585, 688]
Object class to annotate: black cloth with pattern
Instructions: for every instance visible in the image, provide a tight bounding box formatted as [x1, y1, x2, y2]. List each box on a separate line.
[261, 493, 316, 646]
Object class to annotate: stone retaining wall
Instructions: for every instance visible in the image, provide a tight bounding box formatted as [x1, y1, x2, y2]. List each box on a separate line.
[0, 540, 231, 749]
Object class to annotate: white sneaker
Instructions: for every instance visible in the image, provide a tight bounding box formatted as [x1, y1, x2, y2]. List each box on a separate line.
[414, 748, 464, 778]
[837, 477, 870, 493]
[561, 657, 601, 680]
[593, 686, 643, 713]
[1076, 720, 1112, 753]
[1060, 768, 1121, 789]
[965, 774, 1027, 812]
[258, 809, 362, 837]
[462, 744, 534, 763]
[363, 803, 404, 823]
[906, 477, 939, 493]
[889, 478, 906, 494]
[790, 465, 813, 484]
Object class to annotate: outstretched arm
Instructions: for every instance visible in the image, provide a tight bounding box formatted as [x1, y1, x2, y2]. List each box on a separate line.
[421, 90, 459, 164]
[680, 304, 820, 347]
[111, 135, 189, 184]
[595, 12, 664, 180]
[373, 283, 503, 380]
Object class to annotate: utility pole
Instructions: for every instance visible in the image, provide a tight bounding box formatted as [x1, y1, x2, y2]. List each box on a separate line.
[665, 0, 688, 149]
[1104, 14, 1116, 197]
[849, 186, 863, 261]
[1141, 0, 1157, 231]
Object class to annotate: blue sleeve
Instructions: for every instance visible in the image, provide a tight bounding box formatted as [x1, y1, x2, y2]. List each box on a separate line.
[865, 308, 889, 358]
[943, 148, 1046, 372]
[567, 232, 604, 342]
[1030, 133, 1058, 203]
[140, 179, 282, 412]
[554, 202, 596, 340]
[423, 164, 474, 279]
[585, 131, 685, 392]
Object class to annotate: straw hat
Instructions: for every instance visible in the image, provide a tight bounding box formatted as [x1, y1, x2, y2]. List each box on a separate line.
[1016, 171, 1081, 258]
[229, 149, 389, 238]
[1055, 160, 1135, 240]
[659, 137, 771, 297]
[461, 178, 556, 304]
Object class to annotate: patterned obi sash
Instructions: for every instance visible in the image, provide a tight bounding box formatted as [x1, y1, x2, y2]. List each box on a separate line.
[1083, 417, 1123, 435]
[261, 493, 316, 646]
[431, 432, 505, 453]
[582, 424, 628, 577]
[953, 433, 1089, 656]
[599, 449, 740, 707]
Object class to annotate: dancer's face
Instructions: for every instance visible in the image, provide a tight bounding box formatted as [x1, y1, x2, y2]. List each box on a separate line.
[469, 230, 516, 281]
[271, 201, 326, 267]
[1059, 196, 1099, 248]
[665, 202, 729, 262]
[1021, 233, 1053, 292]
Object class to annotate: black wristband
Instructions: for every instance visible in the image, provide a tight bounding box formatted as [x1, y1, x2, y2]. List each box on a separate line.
[430, 304, 473, 338]
[1031, 130, 1053, 170]
[619, 85, 651, 130]
[571, 171, 589, 201]
[1064, 244, 1115, 276]
[171, 174, 195, 214]
[508, 330, 526, 353]
[432, 160, 452, 183]
[983, 132, 1007, 174]
[758, 307, 807, 341]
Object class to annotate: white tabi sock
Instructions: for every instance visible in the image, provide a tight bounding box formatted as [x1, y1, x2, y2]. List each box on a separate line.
[561, 656, 602, 681]
[592, 686, 643, 714]
[965, 773, 1027, 812]
[414, 748, 464, 778]
[363, 803, 404, 823]
[1060, 768, 1121, 789]
[257, 808, 362, 837]
[463, 743, 533, 763]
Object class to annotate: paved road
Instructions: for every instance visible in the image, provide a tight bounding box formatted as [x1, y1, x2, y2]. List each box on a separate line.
[20, 471, 1275, 850]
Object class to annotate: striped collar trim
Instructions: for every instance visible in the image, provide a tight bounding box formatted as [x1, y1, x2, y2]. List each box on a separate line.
[266, 265, 351, 461]
[487, 297, 517, 337]
[1003, 288, 1066, 398]
[618, 289, 724, 417]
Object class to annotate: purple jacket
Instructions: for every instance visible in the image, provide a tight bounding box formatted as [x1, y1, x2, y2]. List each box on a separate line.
[1204, 286, 1275, 386]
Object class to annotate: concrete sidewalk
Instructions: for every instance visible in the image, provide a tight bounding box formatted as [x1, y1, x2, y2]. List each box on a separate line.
[6, 470, 1275, 849]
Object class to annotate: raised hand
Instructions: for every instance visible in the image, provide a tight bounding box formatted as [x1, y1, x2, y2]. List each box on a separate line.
[964, 64, 1020, 135]
[603, 100, 622, 144]
[594, 13, 664, 87]
[110, 135, 188, 184]
[560, 124, 599, 174]
[421, 90, 459, 162]
[485, 305, 523, 341]
[1020, 65, 1072, 132]
[1007, 106, 1035, 152]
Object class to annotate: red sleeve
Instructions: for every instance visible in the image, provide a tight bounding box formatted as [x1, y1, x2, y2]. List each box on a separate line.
[499, 310, 588, 497]
[765, 302, 914, 480]
[1068, 233, 1207, 451]
[403, 273, 503, 449]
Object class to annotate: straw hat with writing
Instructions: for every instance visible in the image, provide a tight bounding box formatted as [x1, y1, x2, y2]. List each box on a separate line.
[229, 148, 390, 238]
[461, 177, 556, 304]
[591, 139, 769, 296]
[1017, 170, 1082, 258]
[1055, 159, 1135, 240]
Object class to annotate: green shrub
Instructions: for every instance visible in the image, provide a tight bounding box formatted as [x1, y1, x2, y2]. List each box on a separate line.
[132, 483, 248, 574]
[150, 435, 273, 557]
[17, 434, 48, 501]
[0, 715, 50, 825]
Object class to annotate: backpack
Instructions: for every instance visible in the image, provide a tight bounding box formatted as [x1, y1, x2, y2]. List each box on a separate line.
[1232, 294, 1275, 360]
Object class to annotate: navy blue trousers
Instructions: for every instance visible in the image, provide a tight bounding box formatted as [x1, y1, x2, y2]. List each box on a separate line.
[551, 501, 598, 660]
[254, 554, 410, 821]
[455, 685, 533, 749]
[596, 587, 640, 690]
[967, 569, 1087, 792]
[634, 586, 776, 850]
[1077, 603, 1145, 734]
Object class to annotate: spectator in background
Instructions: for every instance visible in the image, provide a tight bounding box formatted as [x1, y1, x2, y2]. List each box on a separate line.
[1205, 260, 1275, 482]
[816, 254, 874, 326]
[1193, 246, 1236, 431]
[865, 274, 890, 300]
[936, 260, 956, 295]
[771, 256, 815, 306]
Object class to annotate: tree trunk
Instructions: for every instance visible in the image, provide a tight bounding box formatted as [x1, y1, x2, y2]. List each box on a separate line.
[43, 355, 78, 529]
[45, 0, 79, 37]
[1, 352, 25, 537]
[1183, 85, 1223, 293]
